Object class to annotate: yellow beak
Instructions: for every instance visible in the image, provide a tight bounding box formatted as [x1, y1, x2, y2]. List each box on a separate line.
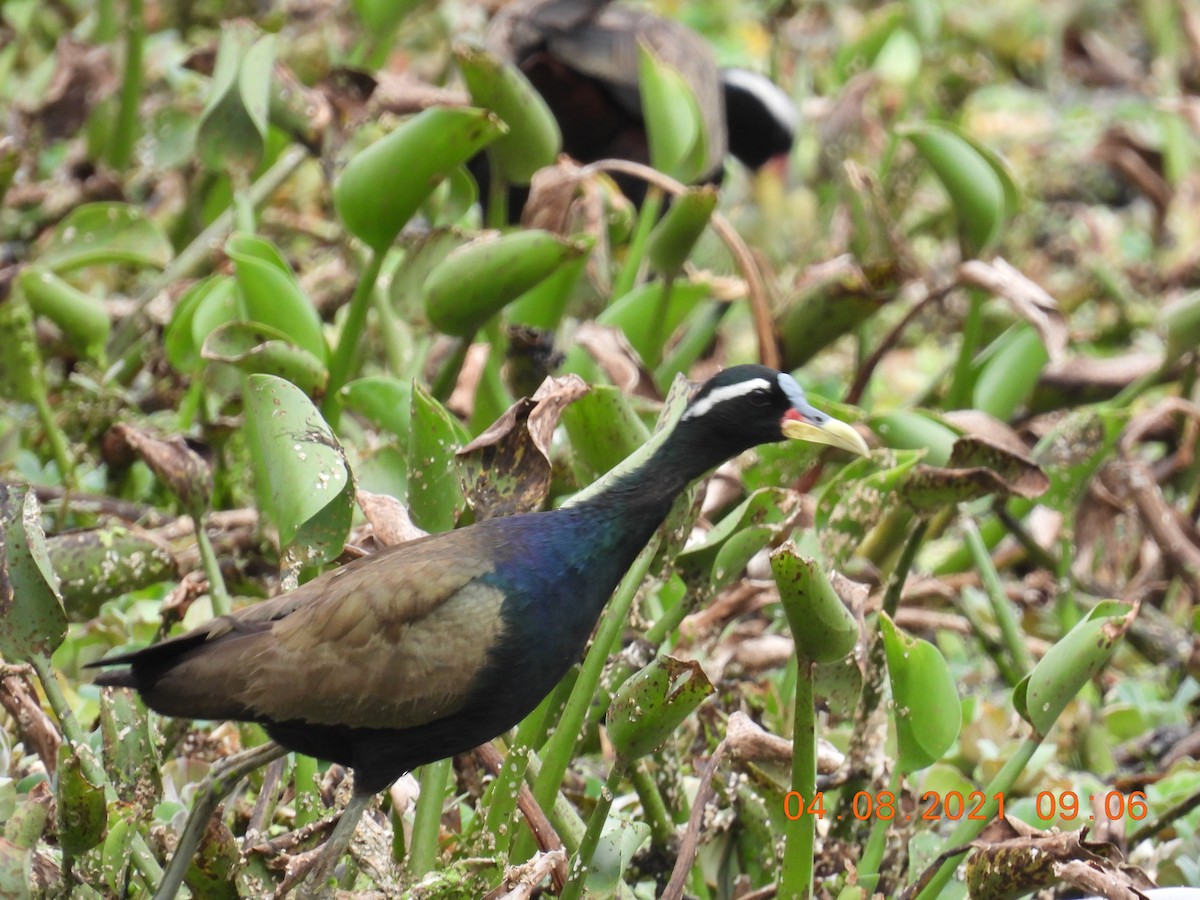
[782, 415, 870, 457]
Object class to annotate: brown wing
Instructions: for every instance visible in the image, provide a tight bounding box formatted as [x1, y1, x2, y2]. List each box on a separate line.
[127, 531, 506, 730]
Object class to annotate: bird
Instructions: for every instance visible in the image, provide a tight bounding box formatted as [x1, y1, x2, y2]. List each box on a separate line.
[89, 365, 867, 894]
[475, 0, 796, 216]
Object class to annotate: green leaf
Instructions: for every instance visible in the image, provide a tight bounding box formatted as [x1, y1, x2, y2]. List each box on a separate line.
[196, 25, 276, 174]
[406, 382, 470, 533]
[335, 107, 506, 252]
[560, 384, 651, 486]
[55, 745, 107, 857]
[243, 375, 354, 564]
[423, 230, 593, 337]
[340, 376, 414, 443]
[455, 44, 561, 184]
[165, 276, 241, 374]
[34, 202, 172, 273]
[972, 325, 1048, 420]
[646, 185, 718, 275]
[597, 280, 710, 365]
[1013, 601, 1133, 736]
[902, 122, 1009, 257]
[18, 267, 109, 358]
[0, 488, 66, 660]
[880, 613, 962, 774]
[638, 43, 708, 182]
[677, 488, 791, 588]
[201, 321, 327, 398]
[226, 233, 327, 363]
[1160, 289, 1200, 367]
[869, 410, 958, 466]
[606, 655, 713, 761]
[771, 545, 859, 663]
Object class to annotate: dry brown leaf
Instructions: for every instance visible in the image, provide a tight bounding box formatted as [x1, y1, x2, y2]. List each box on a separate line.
[958, 258, 1068, 364]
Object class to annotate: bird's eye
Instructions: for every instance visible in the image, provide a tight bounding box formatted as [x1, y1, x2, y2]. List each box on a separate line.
[748, 389, 772, 407]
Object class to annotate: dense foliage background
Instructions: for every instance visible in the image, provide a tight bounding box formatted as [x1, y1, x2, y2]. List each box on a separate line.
[1, 0, 1198, 897]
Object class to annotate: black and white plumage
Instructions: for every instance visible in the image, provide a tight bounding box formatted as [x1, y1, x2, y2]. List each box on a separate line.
[476, 0, 796, 215]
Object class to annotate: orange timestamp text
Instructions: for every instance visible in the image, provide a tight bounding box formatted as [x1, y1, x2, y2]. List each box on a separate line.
[782, 790, 1149, 822]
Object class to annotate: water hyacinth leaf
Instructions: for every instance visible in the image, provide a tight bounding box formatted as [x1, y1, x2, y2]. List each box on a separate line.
[407, 382, 470, 533]
[597, 279, 710, 365]
[770, 545, 858, 663]
[185, 818, 240, 900]
[607, 655, 713, 761]
[48, 527, 177, 620]
[973, 325, 1048, 420]
[100, 686, 160, 797]
[102, 811, 135, 895]
[646, 185, 718, 275]
[870, 410, 958, 466]
[902, 122, 1008, 257]
[423, 230, 593, 337]
[243, 375, 353, 563]
[1013, 601, 1133, 736]
[561, 383, 651, 485]
[165, 276, 240, 373]
[34, 202, 172, 273]
[567, 375, 691, 505]
[676, 487, 791, 586]
[55, 744, 107, 857]
[196, 25, 275, 174]
[352, 0, 424, 32]
[226, 233, 326, 362]
[587, 818, 652, 897]
[0, 488, 66, 660]
[18, 267, 109, 358]
[638, 43, 708, 182]
[455, 44, 560, 184]
[816, 450, 920, 564]
[1034, 406, 1127, 507]
[880, 612, 962, 774]
[1160, 289, 1200, 367]
[335, 107, 506, 252]
[201, 321, 327, 398]
[424, 163, 479, 226]
[506, 238, 594, 330]
[776, 259, 900, 370]
[340, 376, 413, 443]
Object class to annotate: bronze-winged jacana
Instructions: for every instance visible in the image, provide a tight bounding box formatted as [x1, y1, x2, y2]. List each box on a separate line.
[90, 366, 867, 895]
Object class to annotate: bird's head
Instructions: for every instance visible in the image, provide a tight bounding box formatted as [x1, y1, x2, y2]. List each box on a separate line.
[680, 365, 869, 459]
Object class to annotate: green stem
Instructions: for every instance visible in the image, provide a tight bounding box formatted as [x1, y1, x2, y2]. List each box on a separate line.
[31, 387, 75, 491]
[408, 758, 452, 877]
[857, 767, 902, 880]
[111, 145, 310, 355]
[29, 652, 163, 890]
[630, 761, 675, 848]
[962, 512, 1033, 681]
[946, 288, 983, 409]
[430, 337, 472, 402]
[518, 535, 662, 860]
[913, 735, 1040, 900]
[646, 274, 674, 369]
[522, 746, 587, 853]
[560, 761, 627, 900]
[612, 188, 663, 300]
[881, 518, 928, 618]
[107, 0, 145, 170]
[323, 248, 386, 427]
[778, 658, 815, 900]
[193, 516, 229, 617]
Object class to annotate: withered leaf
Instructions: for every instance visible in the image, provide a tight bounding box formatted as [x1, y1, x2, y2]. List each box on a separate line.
[109, 424, 212, 516]
[457, 374, 588, 520]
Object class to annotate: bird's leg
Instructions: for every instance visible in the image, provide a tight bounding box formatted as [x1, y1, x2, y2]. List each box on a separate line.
[295, 791, 373, 899]
[154, 740, 288, 900]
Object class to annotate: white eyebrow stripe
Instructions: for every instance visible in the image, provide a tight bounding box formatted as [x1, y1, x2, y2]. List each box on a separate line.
[682, 377, 773, 420]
